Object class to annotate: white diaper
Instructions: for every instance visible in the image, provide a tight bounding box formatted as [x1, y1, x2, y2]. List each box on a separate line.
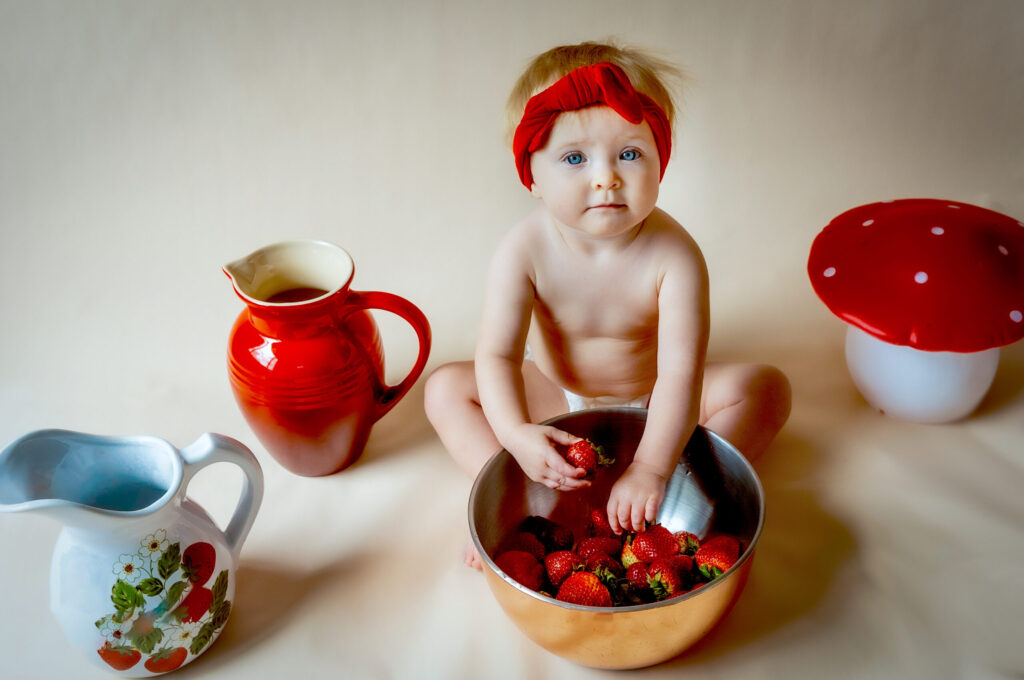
[562, 390, 651, 413]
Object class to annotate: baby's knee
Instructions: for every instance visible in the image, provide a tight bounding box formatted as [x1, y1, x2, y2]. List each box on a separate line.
[423, 362, 476, 419]
[745, 364, 792, 426]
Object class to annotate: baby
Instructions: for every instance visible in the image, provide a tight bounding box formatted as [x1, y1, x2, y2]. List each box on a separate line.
[424, 41, 791, 568]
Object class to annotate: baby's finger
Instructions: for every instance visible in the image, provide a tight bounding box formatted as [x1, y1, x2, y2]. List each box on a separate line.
[544, 427, 582, 446]
[630, 503, 647, 533]
[546, 450, 584, 479]
[606, 499, 622, 535]
[644, 496, 660, 525]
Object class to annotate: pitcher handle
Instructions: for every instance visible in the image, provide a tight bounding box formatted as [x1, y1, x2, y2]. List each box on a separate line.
[343, 290, 432, 420]
[180, 433, 264, 560]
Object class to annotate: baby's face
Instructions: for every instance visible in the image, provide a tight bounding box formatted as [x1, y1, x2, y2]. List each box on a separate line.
[528, 105, 660, 239]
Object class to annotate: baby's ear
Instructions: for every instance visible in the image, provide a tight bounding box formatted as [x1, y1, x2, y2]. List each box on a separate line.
[529, 183, 543, 200]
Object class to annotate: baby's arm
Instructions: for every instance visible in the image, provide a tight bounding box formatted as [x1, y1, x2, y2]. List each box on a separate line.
[475, 232, 589, 491]
[607, 241, 709, 533]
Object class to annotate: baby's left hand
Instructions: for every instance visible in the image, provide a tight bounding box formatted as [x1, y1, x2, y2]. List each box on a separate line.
[606, 461, 669, 534]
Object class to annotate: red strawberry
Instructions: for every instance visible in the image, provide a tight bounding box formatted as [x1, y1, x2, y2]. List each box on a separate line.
[97, 642, 141, 671]
[647, 557, 686, 600]
[589, 508, 615, 538]
[576, 536, 622, 561]
[625, 561, 650, 589]
[622, 561, 654, 603]
[499, 531, 546, 562]
[495, 550, 545, 591]
[695, 535, 741, 580]
[620, 535, 641, 568]
[585, 551, 624, 579]
[668, 553, 694, 574]
[556, 571, 613, 607]
[674, 530, 701, 555]
[518, 516, 574, 553]
[173, 585, 213, 623]
[632, 524, 679, 562]
[565, 439, 614, 477]
[144, 646, 188, 673]
[182, 541, 217, 585]
[544, 550, 582, 588]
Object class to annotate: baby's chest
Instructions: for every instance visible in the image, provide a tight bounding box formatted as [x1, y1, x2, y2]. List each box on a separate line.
[533, 270, 659, 337]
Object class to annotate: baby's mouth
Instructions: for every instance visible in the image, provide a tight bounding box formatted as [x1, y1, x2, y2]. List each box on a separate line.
[588, 203, 627, 210]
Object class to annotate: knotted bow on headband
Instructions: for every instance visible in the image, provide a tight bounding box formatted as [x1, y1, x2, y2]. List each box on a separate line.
[512, 62, 671, 189]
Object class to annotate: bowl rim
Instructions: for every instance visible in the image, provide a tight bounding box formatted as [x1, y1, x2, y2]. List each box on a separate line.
[468, 408, 766, 612]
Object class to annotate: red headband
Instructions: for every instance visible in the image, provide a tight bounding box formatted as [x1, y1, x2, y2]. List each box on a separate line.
[512, 62, 671, 188]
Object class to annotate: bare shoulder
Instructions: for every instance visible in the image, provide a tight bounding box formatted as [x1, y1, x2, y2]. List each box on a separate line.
[487, 208, 549, 283]
[640, 208, 708, 278]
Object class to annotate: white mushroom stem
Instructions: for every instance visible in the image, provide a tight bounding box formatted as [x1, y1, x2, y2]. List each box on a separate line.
[844, 325, 1000, 423]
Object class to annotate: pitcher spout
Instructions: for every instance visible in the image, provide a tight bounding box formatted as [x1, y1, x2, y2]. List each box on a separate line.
[0, 430, 179, 527]
[224, 240, 355, 306]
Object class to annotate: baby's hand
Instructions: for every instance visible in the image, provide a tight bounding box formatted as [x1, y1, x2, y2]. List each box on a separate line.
[505, 423, 590, 491]
[606, 461, 669, 534]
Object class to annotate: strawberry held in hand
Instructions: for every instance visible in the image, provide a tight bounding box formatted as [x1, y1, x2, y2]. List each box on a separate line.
[564, 439, 614, 477]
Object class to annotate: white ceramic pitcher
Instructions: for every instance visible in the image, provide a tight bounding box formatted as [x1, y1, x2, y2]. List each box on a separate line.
[0, 430, 263, 676]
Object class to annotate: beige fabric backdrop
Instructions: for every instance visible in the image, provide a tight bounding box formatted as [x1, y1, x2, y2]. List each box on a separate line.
[1, 1, 1022, 678]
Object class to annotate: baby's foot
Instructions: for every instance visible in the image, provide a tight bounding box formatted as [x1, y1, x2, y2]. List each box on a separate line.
[463, 539, 483, 570]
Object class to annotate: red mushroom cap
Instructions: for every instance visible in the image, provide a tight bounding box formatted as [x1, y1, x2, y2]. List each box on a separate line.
[808, 198, 1024, 352]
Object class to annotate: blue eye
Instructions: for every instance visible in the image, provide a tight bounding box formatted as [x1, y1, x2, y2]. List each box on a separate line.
[564, 153, 584, 165]
[620, 149, 640, 161]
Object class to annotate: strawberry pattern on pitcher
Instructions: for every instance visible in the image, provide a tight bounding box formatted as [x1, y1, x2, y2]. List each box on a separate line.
[93, 530, 231, 674]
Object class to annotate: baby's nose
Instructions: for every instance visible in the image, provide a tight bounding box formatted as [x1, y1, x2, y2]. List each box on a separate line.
[591, 166, 621, 191]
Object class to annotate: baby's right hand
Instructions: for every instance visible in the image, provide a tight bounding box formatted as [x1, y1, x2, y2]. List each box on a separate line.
[504, 423, 590, 491]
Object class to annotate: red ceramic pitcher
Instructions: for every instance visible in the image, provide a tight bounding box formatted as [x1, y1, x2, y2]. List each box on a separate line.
[224, 240, 431, 476]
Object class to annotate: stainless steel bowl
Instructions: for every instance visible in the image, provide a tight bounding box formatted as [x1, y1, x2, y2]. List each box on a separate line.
[469, 408, 765, 669]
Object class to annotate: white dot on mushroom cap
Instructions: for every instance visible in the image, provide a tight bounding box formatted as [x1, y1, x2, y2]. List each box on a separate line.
[1011, 310, 1023, 323]
[999, 245, 1009, 255]
[914, 271, 929, 284]
[931, 226, 945, 235]
[823, 267, 836, 278]
[948, 205, 961, 209]
[862, 219, 875, 226]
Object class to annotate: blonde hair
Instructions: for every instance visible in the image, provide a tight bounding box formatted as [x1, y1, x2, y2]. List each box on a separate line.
[504, 40, 685, 146]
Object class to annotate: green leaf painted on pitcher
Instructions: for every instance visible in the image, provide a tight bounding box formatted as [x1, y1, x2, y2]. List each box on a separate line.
[137, 577, 164, 596]
[111, 579, 145, 613]
[158, 542, 181, 580]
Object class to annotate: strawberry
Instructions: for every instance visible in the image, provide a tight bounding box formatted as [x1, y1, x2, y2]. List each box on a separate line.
[173, 585, 213, 623]
[518, 516, 574, 553]
[625, 561, 650, 590]
[144, 646, 188, 673]
[495, 550, 545, 591]
[623, 561, 654, 603]
[694, 535, 741, 580]
[620, 535, 641, 568]
[668, 553, 694, 574]
[674, 530, 701, 556]
[182, 541, 217, 585]
[556, 571, 613, 607]
[647, 557, 686, 600]
[576, 536, 622, 561]
[565, 439, 614, 477]
[97, 642, 141, 671]
[499, 531, 546, 562]
[589, 508, 615, 538]
[632, 524, 679, 562]
[585, 551, 624, 579]
[544, 550, 582, 588]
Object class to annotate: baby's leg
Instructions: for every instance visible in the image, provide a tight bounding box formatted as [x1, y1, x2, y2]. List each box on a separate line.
[423, 360, 567, 567]
[699, 362, 792, 461]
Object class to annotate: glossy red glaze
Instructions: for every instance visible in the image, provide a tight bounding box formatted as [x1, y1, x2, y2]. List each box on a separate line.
[227, 278, 431, 477]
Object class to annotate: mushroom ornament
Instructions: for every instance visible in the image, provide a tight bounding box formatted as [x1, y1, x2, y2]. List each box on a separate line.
[808, 198, 1024, 423]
